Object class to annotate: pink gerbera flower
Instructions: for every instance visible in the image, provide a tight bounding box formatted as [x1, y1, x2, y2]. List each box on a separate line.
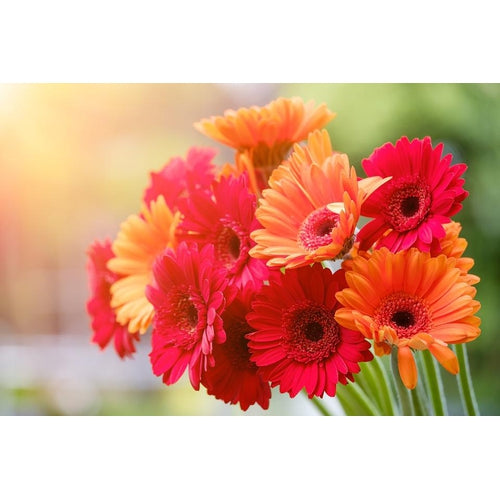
[201, 284, 272, 411]
[246, 264, 373, 399]
[86, 240, 139, 358]
[177, 173, 269, 289]
[143, 147, 217, 210]
[147, 242, 235, 390]
[358, 136, 468, 252]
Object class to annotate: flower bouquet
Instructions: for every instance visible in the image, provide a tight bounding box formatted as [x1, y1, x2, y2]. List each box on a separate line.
[86, 96, 481, 416]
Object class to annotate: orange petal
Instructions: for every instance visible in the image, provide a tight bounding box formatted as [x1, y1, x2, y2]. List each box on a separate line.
[333, 308, 358, 331]
[428, 343, 459, 375]
[397, 346, 418, 390]
[377, 325, 398, 344]
[408, 333, 432, 350]
[358, 175, 392, 200]
[374, 341, 391, 357]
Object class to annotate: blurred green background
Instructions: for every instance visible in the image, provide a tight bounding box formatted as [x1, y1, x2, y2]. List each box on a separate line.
[0, 83, 498, 415]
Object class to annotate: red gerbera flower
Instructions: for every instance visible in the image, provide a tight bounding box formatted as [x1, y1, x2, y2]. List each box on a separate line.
[147, 242, 234, 390]
[358, 136, 468, 252]
[201, 283, 272, 411]
[143, 147, 217, 210]
[86, 240, 139, 358]
[177, 173, 269, 289]
[246, 264, 373, 398]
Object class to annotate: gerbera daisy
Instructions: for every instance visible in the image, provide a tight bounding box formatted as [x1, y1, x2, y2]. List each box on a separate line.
[437, 221, 479, 284]
[147, 243, 235, 390]
[177, 173, 269, 288]
[246, 264, 373, 398]
[195, 97, 336, 192]
[250, 129, 387, 268]
[358, 136, 468, 252]
[335, 247, 481, 390]
[201, 283, 272, 411]
[86, 239, 140, 358]
[143, 147, 217, 210]
[107, 196, 179, 334]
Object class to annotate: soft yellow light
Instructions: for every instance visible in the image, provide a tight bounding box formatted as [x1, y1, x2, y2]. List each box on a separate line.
[0, 84, 21, 117]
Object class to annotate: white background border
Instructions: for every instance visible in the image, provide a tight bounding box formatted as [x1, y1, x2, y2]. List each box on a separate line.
[1, 1, 497, 497]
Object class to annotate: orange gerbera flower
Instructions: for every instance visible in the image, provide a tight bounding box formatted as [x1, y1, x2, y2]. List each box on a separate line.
[195, 97, 336, 194]
[107, 196, 179, 334]
[437, 221, 479, 284]
[335, 247, 481, 390]
[249, 129, 387, 269]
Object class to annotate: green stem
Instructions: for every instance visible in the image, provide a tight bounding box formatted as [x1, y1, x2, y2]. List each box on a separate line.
[344, 381, 381, 416]
[421, 350, 448, 416]
[410, 383, 429, 416]
[391, 348, 414, 416]
[350, 360, 384, 413]
[370, 355, 398, 416]
[411, 353, 430, 416]
[335, 390, 358, 416]
[336, 382, 380, 416]
[454, 344, 480, 416]
[305, 392, 332, 416]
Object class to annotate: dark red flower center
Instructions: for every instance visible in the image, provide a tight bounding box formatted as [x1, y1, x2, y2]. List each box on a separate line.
[383, 178, 432, 232]
[298, 206, 339, 251]
[213, 215, 252, 278]
[391, 310, 415, 328]
[215, 226, 241, 265]
[304, 321, 324, 341]
[375, 292, 431, 339]
[155, 286, 201, 348]
[281, 300, 341, 362]
[219, 318, 254, 370]
[400, 196, 420, 217]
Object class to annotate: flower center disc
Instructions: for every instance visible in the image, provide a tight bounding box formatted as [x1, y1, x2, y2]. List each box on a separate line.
[282, 301, 341, 363]
[298, 206, 339, 251]
[375, 292, 430, 339]
[220, 319, 254, 369]
[384, 179, 432, 232]
[391, 310, 415, 328]
[170, 290, 198, 331]
[215, 225, 242, 268]
[155, 286, 201, 349]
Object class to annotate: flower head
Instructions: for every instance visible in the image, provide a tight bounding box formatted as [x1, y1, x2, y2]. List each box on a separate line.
[250, 129, 387, 268]
[335, 247, 481, 389]
[201, 283, 272, 411]
[86, 240, 139, 358]
[107, 196, 179, 334]
[195, 97, 336, 192]
[246, 264, 373, 398]
[358, 136, 468, 252]
[147, 243, 235, 390]
[177, 173, 269, 289]
[143, 147, 217, 210]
